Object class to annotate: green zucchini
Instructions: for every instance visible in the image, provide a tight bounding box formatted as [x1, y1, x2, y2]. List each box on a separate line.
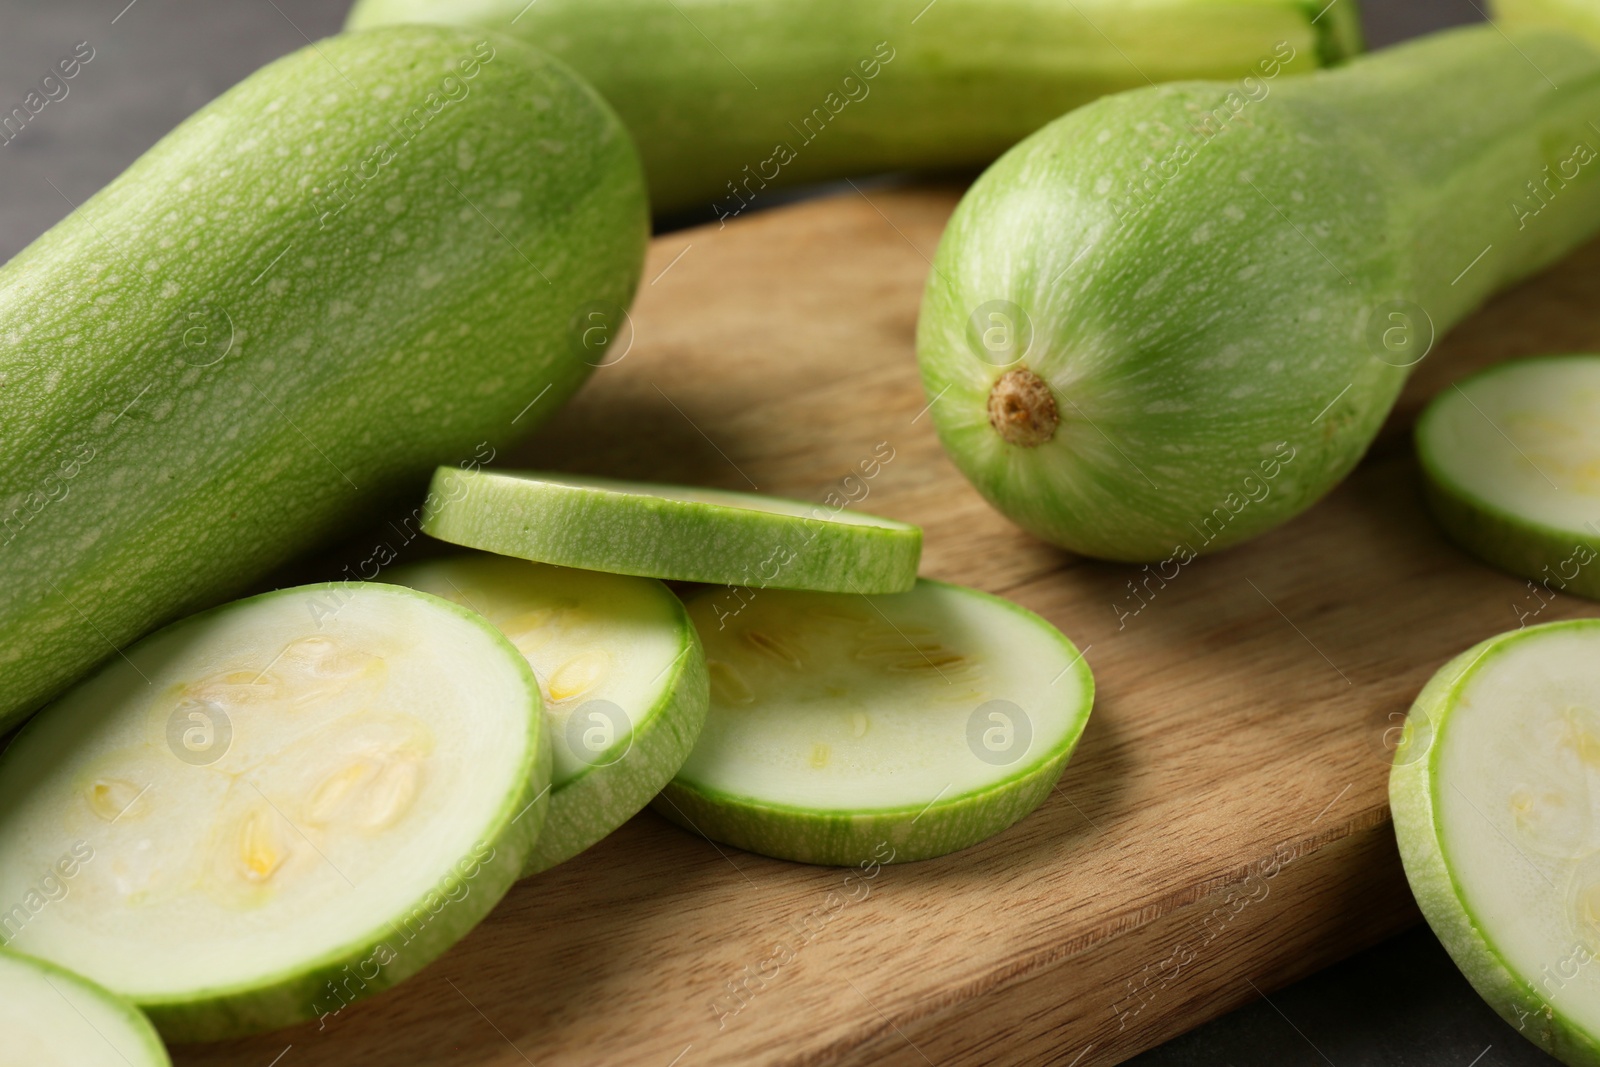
[1495, 0, 1600, 46]
[0, 582, 548, 1042]
[657, 580, 1094, 865]
[346, 0, 1364, 215]
[916, 25, 1600, 562]
[392, 555, 709, 875]
[1391, 620, 1600, 1064]
[1417, 355, 1600, 603]
[0, 26, 648, 731]
[0, 951, 170, 1066]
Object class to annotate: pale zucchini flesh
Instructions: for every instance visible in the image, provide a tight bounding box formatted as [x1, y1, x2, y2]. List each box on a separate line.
[0, 583, 548, 1042]
[1392, 620, 1600, 1064]
[422, 468, 923, 594]
[0, 951, 170, 1067]
[658, 580, 1094, 865]
[1418, 356, 1600, 600]
[393, 556, 709, 874]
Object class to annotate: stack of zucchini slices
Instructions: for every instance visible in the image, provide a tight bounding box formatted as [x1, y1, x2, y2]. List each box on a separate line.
[0, 468, 1093, 1045]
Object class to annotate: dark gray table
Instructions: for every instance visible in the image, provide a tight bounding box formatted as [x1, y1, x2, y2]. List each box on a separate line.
[0, 2, 1559, 1065]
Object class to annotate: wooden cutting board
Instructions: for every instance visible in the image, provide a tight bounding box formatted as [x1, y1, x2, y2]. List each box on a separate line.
[173, 185, 1600, 1067]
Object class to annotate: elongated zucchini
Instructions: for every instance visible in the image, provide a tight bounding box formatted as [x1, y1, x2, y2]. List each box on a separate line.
[916, 25, 1600, 562]
[0, 26, 648, 730]
[347, 0, 1363, 215]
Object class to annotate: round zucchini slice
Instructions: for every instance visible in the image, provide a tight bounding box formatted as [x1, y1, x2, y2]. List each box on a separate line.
[392, 556, 708, 874]
[656, 580, 1094, 865]
[1391, 619, 1600, 1063]
[1418, 356, 1600, 599]
[421, 468, 922, 594]
[0, 951, 169, 1066]
[0, 583, 548, 1042]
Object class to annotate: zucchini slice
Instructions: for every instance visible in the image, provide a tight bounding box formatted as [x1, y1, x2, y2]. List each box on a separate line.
[0, 583, 547, 1042]
[656, 580, 1094, 865]
[1418, 356, 1600, 600]
[393, 556, 708, 874]
[0, 951, 169, 1066]
[1392, 620, 1600, 1064]
[422, 468, 922, 594]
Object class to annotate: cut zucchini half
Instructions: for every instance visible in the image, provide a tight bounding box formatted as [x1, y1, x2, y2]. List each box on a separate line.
[392, 556, 708, 874]
[421, 468, 922, 594]
[0, 583, 548, 1042]
[656, 580, 1094, 865]
[0, 951, 170, 1066]
[1418, 356, 1600, 600]
[1391, 619, 1600, 1064]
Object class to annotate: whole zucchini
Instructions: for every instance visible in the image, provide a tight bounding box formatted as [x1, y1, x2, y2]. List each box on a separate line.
[0, 26, 648, 729]
[346, 0, 1364, 215]
[916, 25, 1600, 562]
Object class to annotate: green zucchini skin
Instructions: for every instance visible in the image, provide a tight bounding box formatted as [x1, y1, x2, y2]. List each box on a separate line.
[1390, 621, 1600, 1065]
[916, 25, 1600, 562]
[1420, 475, 1600, 602]
[656, 747, 1073, 867]
[526, 624, 708, 875]
[0, 27, 648, 731]
[1495, 0, 1600, 46]
[346, 0, 1363, 216]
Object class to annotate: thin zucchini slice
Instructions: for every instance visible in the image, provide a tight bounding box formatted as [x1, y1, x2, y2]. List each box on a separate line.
[0, 583, 548, 1042]
[421, 468, 922, 595]
[1392, 619, 1600, 1064]
[393, 556, 708, 874]
[1418, 356, 1600, 600]
[0, 951, 170, 1066]
[657, 580, 1094, 865]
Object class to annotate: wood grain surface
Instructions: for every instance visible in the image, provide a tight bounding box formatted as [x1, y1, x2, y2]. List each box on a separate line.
[173, 185, 1600, 1067]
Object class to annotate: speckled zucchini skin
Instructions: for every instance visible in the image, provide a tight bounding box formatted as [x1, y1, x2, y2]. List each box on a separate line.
[917, 26, 1600, 562]
[0, 26, 648, 729]
[347, 0, 1364, 215]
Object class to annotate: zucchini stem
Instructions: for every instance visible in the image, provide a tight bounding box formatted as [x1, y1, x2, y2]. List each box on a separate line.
[988, 368, 1058, 448]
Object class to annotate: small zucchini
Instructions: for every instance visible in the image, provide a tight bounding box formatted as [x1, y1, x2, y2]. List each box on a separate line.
[916, 25, 1600, 562]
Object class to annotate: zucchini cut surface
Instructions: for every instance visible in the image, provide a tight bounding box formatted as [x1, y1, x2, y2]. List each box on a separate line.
[658, 580, 1093, 865]
[1392, 620, 1600, 1063]
[0, 951, 169, 1067]
[394, 556, 707, 874]
[0, 583, 547, 1041]
[1419, 356, 1600, 598]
